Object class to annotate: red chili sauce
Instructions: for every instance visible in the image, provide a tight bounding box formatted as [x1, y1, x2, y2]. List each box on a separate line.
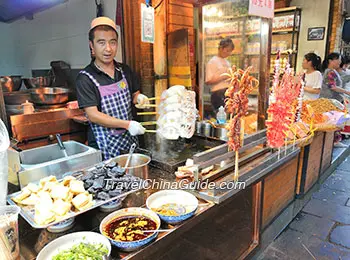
[104, 215, 157, 242]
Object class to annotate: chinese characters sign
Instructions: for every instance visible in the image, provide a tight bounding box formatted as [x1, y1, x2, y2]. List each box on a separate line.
[141, 3, 154, 43]
[248, 0, 274, 19]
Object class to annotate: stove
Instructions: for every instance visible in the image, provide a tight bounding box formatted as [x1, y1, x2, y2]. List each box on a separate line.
[136, 133, 224, 173]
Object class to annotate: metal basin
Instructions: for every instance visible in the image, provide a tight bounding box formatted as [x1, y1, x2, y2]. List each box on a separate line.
[17, 141, 102, 188]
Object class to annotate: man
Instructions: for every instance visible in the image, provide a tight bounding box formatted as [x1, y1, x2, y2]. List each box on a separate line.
[205, 37, 234, 112]
[76, 17, 149, 159]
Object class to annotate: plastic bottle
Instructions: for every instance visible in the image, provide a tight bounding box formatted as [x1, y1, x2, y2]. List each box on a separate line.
[216, 106, 227, 124]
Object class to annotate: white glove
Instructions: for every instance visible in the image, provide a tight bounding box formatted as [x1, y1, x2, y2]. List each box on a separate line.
[128, 121, 146, 136]
[136, 94, 150, 109]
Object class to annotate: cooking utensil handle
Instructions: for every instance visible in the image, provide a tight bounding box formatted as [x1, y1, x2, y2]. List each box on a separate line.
[124, 143, 137, 169]
[145, 130, 157, 133]
[141, 121, 157, 126]
[148, 97, 160, 101]
[137, 112, 157, 116]
[143, 229, 174, 233]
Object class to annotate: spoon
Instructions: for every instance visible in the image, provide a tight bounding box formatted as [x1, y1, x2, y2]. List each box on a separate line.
[142, 229, 174, 233]
[155, 203, 186, 215]
[124, 143, 137, 170]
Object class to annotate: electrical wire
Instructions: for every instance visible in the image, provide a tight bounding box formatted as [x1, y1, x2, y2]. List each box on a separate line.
[154, 0, 165, 10]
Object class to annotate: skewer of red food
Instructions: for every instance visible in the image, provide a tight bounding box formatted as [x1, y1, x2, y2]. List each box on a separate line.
[223, 66, 259, 180]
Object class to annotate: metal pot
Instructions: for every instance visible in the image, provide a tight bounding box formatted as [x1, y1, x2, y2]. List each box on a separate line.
[1, 76, 22, 92]
[201, 122, 213, 137]
[196, 121, 205, 135]
[112, 153, 151, 179]
[214, 125, 228, 141]
[30, 87, 69, 105]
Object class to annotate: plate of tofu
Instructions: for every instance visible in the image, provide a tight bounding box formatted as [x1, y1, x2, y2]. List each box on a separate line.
[7, 162, 145, 229]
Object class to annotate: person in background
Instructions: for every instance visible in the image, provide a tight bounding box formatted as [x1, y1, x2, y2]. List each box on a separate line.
[338, 55, 350, 92]
[301, 53, 322, 100]
[320, 52, 350, 102]
[76, 17, 149, 159]
[205, 37, 235, 111]
[320, 53, 350, 148]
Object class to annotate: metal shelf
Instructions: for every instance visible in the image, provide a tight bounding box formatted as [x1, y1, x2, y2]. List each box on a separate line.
[274, 6, 302, 14]
[272, 28, 299, 35]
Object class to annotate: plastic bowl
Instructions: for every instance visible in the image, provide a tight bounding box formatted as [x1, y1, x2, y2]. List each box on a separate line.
[99, 207, 161, 252]
[146, 190, 198, 224]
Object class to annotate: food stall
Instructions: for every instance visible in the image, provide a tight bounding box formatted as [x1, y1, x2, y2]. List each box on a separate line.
[1, 1, 345, 260]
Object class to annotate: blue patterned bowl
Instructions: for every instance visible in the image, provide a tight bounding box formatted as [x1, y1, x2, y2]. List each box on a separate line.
[146, 190, 198, 224]
[99, 207, 161, 252]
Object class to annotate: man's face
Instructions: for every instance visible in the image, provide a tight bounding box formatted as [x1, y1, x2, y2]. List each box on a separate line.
[90, 28, 118, 65]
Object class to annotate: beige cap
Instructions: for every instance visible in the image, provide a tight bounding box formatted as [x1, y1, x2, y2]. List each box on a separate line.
[90, 16, 117, 32]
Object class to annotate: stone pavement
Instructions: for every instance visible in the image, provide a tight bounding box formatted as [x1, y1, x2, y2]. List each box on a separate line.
[258, 155, 350, 260]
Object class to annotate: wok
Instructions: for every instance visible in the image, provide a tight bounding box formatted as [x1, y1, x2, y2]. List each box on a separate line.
[23, 76, 53, 89]
[30, 87, 69, 105]
[1, 76, 22, 92]
[3, 90, 31, 105]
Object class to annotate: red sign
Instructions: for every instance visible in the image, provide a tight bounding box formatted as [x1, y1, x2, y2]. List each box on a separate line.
[249, 0, 274, 18]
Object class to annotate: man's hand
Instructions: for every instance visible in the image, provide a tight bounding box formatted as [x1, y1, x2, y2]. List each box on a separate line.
[128, 121, 146, 136]
[136, 94, 150, 109]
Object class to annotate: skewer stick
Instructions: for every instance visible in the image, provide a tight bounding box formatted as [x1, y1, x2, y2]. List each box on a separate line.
[278, 147, 281, 160]
[137, 112, 157, 116]
[284, 137, 287, 156]
[234, 151, 239, 182]
[145, 130, 157, 133]
[234, 117, 243, 182]
[148, 97, 160, 101]
[136, 104, 158, 108]
[141, 121, 157, 126]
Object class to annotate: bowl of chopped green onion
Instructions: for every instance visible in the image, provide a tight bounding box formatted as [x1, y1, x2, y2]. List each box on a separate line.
[37, 231, 111, 260]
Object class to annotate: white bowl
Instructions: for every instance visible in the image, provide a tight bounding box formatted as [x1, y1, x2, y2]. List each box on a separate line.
[146, 190, 198, 224]
[100, 207, 161, 252]
[37, 231, 111, 260]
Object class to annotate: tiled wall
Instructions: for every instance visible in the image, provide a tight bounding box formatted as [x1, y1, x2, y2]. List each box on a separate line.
[0, 0, 119, 77]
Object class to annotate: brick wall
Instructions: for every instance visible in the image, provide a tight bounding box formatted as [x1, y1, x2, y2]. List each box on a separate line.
[123, 0, 154, 97]
[329, 0, 344, 52]
[168, 0, 196, 87]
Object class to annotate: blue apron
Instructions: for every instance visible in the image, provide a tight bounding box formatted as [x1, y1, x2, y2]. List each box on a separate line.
[80, 68, 138, 159]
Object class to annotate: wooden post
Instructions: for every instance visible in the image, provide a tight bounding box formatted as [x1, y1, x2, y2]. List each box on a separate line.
[153, 0, 168, 114]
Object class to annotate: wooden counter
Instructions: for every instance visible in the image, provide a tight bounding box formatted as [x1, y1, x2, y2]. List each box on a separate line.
[296, 131, 325, 196]
[320, 131, 335, 174]
[262, 156, 299, 229]
[294, 131, 335, 196]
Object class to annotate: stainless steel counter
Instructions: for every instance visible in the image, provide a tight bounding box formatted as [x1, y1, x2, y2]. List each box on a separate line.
[12, 144, 300, 259]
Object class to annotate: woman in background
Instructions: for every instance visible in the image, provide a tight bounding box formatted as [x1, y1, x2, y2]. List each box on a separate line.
[320, 52, 350, 102]
[337, 56, 350, 92]
[320, 53, 350, 148]
[301, 53, 322, 100]
[205, 37, 235, 111]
